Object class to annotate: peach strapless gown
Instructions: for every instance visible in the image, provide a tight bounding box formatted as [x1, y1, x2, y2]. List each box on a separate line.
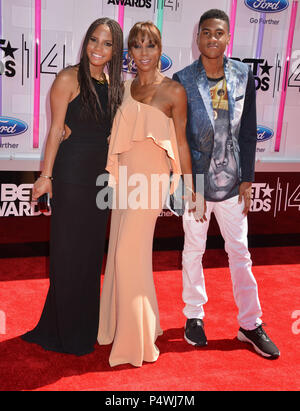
[97, 79, 181, 367]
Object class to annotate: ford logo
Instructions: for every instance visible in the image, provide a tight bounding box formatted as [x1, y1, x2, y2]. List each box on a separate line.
[0, 116, 28, 137]
[257, 125, 274, 142]
[122, 49, 172, 73]
[245, 0, 289, 13]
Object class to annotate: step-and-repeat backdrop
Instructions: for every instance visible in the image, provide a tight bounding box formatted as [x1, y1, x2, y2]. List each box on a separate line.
[0, 0, 299, 239]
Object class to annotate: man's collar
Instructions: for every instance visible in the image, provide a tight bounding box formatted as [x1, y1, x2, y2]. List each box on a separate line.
[197, 55, 228, 74]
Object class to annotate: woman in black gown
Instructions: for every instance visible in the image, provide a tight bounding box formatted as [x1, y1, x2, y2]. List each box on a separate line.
[21, 18, 124, 356]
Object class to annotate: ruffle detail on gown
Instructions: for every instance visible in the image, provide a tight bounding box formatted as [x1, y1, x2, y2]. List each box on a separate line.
[106, 79, 182, 193]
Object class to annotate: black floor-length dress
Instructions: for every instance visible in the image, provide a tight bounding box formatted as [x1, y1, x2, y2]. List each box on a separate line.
[22, 79, 111, 355]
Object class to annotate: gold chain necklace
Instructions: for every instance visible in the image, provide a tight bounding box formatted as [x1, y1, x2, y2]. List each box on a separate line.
[94, 73, 107, 85]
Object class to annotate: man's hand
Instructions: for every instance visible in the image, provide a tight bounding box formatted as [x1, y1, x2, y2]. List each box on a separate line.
[238, 182, 252, 215]
[187, 191, 207, 223]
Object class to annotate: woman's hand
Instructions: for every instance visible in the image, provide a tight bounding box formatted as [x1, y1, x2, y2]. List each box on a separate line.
[32, 177, 53, 201]
[187, 190, 207, 223]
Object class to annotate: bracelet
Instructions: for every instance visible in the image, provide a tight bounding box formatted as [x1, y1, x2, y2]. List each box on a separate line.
[39, 174, 53, 181]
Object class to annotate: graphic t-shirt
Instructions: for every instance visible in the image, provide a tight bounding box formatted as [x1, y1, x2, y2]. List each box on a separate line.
[204, 77, 239, 202]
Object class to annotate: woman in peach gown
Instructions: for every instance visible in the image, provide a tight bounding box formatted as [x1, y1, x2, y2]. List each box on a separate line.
[97, 21, 200, 367]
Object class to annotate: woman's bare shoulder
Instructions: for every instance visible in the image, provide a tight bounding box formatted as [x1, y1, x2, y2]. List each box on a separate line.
[162, 76, 187, 101]
[51, 66, 79, 99]
[54, 66, 78, 88]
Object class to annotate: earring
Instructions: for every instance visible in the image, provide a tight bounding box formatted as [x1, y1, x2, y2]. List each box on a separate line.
[158, 56, 162, 72]
[128, 57, 134, 73]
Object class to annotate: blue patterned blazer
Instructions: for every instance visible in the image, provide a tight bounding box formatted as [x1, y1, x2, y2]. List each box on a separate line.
[173, 55, 257, 188]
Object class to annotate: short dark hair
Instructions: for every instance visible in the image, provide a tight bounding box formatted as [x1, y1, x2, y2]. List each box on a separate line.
[198, 9, 230, 33]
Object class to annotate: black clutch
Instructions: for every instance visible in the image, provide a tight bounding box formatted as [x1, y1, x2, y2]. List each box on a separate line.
[37, 193, 51, 213]
[164, 175, 186, 217]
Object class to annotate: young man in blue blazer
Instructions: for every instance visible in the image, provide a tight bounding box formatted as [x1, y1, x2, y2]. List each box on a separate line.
[173, 9, 279, 359]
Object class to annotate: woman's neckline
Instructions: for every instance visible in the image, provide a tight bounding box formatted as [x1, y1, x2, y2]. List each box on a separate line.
[92, 77, 108, 86]
[128, 78, 172, 120]
[67, 78, 107, 106]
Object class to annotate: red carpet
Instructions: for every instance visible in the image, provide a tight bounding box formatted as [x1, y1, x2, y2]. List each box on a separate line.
[0, 247, 300, 391]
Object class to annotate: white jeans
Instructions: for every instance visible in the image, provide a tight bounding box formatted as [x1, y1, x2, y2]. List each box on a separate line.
[182, 195, 262, 330]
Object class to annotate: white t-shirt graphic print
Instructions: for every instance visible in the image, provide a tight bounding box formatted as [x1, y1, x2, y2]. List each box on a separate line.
[204, 77, 239, 202]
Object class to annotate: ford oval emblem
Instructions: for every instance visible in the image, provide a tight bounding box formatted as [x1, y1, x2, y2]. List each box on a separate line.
[122, 49, 172, 73]
[245, 0, 289, 13]
[160, 54, 172, 72]
[0, 116, 28, 137]
[257, 125, 274, 142]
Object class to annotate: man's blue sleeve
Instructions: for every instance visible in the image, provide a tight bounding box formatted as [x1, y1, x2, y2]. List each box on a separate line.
[239, 67, 257, 182]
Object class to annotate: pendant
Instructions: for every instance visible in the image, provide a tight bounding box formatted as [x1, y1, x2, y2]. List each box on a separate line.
[94, 73, 107, 85]
[95, 78, 106, 85]
[217, 88, 225, 97]
[213, 110, 218, 120]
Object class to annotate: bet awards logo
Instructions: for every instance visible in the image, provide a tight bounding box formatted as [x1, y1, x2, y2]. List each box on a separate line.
[107, 0, 152, 8]
[245, 0, 289, 13]
[0, 184, 51, 217]
[232, 57, 273, 91]
[251, 179, 300, 216]
[251, 183, 273, 212]
[0, 39, 18, 77]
